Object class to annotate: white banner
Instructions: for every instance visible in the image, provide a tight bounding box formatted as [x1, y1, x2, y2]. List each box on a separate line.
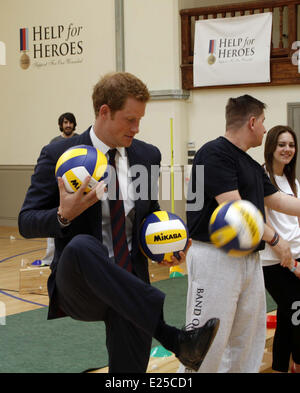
[193, 13, 272, 87]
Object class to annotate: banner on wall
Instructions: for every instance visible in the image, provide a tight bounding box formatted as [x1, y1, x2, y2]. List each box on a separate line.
[193, 12, 272, 87]
[18, 23, 84, 70]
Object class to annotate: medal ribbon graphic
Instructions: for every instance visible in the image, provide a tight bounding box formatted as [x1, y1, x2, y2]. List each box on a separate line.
[208, 39, 216, 65]
[20, 28, 29, 51]
[209, 39, 215, 55]
[19, 28, 30, 69]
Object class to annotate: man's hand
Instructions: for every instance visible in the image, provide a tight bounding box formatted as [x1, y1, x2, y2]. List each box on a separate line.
[159, 238, 192, 268]
[57, 176, 105, 222]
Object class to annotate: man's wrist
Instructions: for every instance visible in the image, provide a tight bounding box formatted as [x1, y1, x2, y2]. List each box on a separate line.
[57, 209, 71, 227]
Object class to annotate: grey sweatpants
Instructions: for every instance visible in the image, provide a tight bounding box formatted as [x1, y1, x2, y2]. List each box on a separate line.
[178, 241, 266, 373]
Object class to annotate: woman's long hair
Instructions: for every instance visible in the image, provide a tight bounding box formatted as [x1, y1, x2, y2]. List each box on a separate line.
[264, 125, 298, 195]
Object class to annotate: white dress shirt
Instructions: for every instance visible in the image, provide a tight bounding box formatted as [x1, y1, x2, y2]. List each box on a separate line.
[90, 126, 135, 257]
[260, 174, 300, 266]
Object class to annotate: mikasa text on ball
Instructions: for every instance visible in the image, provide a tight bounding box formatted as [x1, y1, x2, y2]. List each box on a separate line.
[209, 200, 264, 257]
[139, 211, 189, 262]
[55, 145, 108, 193]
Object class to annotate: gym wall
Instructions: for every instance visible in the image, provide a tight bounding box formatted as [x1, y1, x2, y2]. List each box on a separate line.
[0, 0, 299, 225]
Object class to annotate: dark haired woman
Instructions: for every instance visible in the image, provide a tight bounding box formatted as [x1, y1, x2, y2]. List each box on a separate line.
[260, 125, 300, 373]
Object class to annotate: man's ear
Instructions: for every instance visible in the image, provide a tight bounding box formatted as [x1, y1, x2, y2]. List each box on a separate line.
[248, 116, 256, 131]
[99, 104, 110, 118]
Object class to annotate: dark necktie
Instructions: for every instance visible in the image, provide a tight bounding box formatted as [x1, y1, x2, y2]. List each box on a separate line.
[108, 149, 132, 272]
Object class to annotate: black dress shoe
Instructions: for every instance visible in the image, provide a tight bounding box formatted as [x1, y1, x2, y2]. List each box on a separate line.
[177, 318, 220, 371]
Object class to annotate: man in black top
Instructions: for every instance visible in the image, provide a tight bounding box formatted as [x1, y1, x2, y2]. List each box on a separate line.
[180, 95, 300, 373]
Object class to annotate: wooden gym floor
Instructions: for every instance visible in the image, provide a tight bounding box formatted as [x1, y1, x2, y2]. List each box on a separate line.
[0, 226, 275, 373]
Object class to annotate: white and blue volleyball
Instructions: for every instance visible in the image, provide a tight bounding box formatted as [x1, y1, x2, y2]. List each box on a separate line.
[55, 145, 108, 193]
[140, 211, 189, 262]
[209, 200, 264, 257]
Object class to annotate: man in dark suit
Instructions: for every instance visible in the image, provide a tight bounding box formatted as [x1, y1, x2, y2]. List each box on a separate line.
[18, 72, 219, 373]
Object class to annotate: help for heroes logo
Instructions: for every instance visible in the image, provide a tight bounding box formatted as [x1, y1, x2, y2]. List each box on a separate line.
[207, 36, 256, 65]
[19, 23, 83, 70]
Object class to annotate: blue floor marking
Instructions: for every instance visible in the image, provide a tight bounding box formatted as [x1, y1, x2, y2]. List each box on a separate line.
[0, 247, 48, 307]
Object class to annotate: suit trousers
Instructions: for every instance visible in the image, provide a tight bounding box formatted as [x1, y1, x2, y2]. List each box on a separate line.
[263, 263, 300, 372]
[55, 234, 165, 373]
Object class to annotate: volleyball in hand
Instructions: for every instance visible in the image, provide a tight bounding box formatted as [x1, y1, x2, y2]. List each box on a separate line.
[139, 211, 189, 262]
[55, 145, 108, 193]
[209, 200, 264, 257]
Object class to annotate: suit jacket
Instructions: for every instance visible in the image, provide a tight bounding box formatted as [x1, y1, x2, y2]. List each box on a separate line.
[18, 127, 161, 319]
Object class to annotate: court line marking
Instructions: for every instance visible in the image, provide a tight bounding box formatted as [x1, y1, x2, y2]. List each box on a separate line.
[0, 236, 44, 242]
[0, 248, 48, 307]
[0, 289, 47, 307]
[0, 235, 43, 243]
[0, 248, 45, 264]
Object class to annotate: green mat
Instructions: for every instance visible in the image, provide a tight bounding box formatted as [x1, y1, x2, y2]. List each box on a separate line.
[0, 276, 276, 373]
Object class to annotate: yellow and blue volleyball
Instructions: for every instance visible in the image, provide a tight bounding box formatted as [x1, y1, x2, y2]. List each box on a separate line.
[140, 211, 189, 262]
[55, 145, 108, 193]
[209, 200, 264, 257]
